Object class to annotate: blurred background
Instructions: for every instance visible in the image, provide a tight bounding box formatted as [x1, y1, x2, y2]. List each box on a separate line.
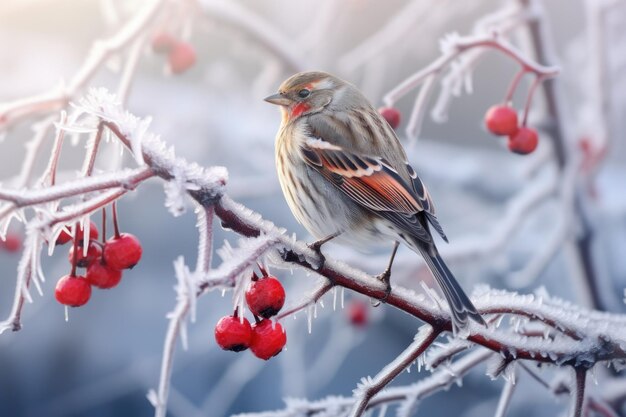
[0, 0, 625, 416]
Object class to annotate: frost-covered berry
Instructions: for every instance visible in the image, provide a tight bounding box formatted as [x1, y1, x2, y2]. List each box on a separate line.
[508, 127, 538, 155]
[57, 221, 99, 245]
[86, 261, 122, 289]
[168, 42, 196, 74]
[69, 242, 102, 268]
[250, 319, 286, 360]
[245, 276, 285, 318]
[347, 300, 368, 327]
[55, 275, 91, 307]
[378, 107, 401, 130]
[214, 315, 253, 352]
[485, 105, 518, 136]
[103, 233, 142, 270]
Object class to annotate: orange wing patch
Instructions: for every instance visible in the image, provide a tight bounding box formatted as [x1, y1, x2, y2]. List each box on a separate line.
[340, 171, 420, 214]
[302, 140, 422, 215]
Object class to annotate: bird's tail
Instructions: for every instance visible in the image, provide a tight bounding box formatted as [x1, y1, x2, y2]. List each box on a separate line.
[416, 244, 485, 333]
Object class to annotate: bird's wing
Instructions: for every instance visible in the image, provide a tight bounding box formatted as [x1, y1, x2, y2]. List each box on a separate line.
[301, 137, 447, 243]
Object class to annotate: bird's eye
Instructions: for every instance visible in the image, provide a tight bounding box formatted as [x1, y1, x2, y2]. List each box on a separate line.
[298, 89, 311, 98]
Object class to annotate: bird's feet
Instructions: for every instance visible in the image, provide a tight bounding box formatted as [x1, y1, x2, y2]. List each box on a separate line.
[371, 269, 392, 307]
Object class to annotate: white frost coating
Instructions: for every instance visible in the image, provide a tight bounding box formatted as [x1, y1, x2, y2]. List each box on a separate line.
[73, 88, 148, 165]
[352, 376, 375, 397]
[163, 177, 188, 217]
[200, 234, 280, 295]
[72, 88, 228, 205]
[172, 256, 196, 349]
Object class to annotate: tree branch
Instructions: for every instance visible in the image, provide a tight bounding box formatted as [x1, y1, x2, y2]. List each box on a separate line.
[349, 326, 441, 417]
[0, 0, 165, 129]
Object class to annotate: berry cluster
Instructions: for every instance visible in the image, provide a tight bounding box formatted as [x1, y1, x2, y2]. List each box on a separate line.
[151, 31, 196, 74]
[484, 105, 539, 154]
[214, 267, 287, 360]
[54, 220, 143, 307]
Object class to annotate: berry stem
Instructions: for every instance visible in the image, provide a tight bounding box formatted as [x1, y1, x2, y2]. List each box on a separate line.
[233, 307, 239, 318]
[112, 201, 121, 238]
[504, 68, 527, 105]
[82, 123, 104, 178]
[49, 112, 67, 186]
[70, 223, 79, 277]
[521, 75, 544, 126]
[101, 207, 106, 245]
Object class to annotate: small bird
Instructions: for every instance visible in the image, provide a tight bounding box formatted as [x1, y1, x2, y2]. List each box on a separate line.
[265, 71, 484, 332]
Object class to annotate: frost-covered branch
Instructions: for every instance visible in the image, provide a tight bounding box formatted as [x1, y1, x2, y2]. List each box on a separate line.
[213, 195, 626, 363]
[148, 257, 196, 417]
[0, 0, 165, 128]
[0, 167, 154, 211]
[233, 349, 494, 417]
[349, 325, 440, 417]
[383, 34, 558, 106]
[149, 202, 216, 417]
[381, 5, 558, 142]
[275, 279, 333, 320]
[494, 379, 516, 417]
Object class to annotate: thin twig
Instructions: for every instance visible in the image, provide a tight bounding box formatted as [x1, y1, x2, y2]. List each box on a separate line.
[494, 379, 516, 417]
[348, 326, 441, 417]
[275, 280, 333, 320]
[0, 0, 166, 128]
[571, 368, 587, 417]
[0, 167, 154, 212]
[383, 35, 558, 106]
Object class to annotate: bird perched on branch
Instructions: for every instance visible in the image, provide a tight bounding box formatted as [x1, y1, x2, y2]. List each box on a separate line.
[265, 71, 484, 332]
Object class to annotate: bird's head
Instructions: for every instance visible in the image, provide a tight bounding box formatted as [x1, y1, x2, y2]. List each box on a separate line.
[264, 71, 341, 121]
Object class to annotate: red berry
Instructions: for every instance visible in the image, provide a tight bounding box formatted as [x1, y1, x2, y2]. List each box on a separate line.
[86, 261, 122, 289]
[485, 105, 518, 136]
[56, 230, 72, 245]
[151, 31, 177, 53]
[57, 221, 99, 245]
[250, 319, 286, 360]
[1, 233, 21, 252]
[168, 42, 196, 74]
[214, 315, 253, 352]
[245, 276, 285, 318]
[103, 233, 142, 270]
[378, 107, 401, 130]
[508, 127, 539, 155]
[347, 300, 368, 327]
[55, 275, 91, 307]
[69, 242, 102, 268]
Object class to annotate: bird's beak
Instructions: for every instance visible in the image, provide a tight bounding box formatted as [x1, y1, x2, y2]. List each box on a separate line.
[264, 92, 292, 106]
